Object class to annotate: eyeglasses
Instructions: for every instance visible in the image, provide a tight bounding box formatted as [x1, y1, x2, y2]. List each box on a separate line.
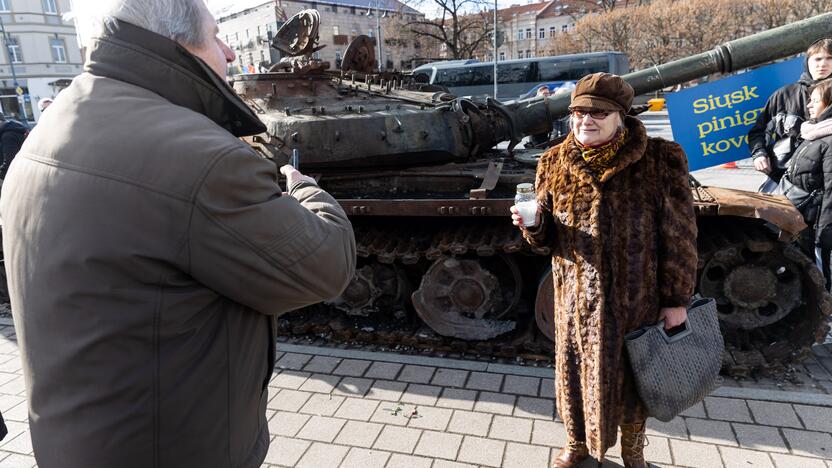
[571, 109, 612, 120]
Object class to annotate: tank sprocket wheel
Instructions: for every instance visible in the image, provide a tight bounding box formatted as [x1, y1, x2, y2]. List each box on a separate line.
[411, 255, 521, 340]
[698, 221, 832, 376]
[328, 262, 410, 316]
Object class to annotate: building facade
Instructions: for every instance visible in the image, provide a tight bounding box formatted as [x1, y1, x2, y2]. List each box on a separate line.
[495, 1, 575, 61]
[218, 0, 425, 73]
[0, 0, 82, 122]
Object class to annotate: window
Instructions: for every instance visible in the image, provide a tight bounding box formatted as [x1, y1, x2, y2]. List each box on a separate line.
[516, 30, 523, 40]
[549, 26, 555, 37]
[245, 29, 250, 39]
[561, 24, 568, 32]
[538, 28, 544, 39]
[497, 61, 532, 83]
[0, 0, 9, 12]
[525, 28, 531, 39]
[49, 37, 66, 63]
[537, 56, 610, 82]
[499, 52, 505, 61]
[332, 5, 337, 13]
[333, 26, 339, 35]
[351, 6, 356, 14]
[6, 37, 21, 63]
[260, 50, 266, 62]
[42, 0, 58, 14]
[527, 50, 533, 58]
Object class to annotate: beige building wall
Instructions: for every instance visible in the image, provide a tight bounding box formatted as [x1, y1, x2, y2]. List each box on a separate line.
[496, 6, 574, 61]
[218, 0, 424, 73]
[0, 0, 83, 121]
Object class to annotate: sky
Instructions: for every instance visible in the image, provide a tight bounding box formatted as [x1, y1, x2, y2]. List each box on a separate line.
[206, 0, 529, 18]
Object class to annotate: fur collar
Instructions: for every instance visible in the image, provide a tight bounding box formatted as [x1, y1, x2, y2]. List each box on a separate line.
[560, 116, 648, 183]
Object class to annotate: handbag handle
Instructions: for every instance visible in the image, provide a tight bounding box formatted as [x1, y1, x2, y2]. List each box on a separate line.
[657, 319, 693, 344]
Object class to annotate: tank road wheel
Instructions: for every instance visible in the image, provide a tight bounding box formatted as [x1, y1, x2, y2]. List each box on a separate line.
[534, 270, 556, 342]
[698, 223, 832, 375]
[411, 255, 520, 340]
[329, 262, 409, 316]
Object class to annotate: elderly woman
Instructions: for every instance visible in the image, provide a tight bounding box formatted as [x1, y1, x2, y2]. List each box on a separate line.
[783, 79, 832, 284]
[510, 73, 698, 467]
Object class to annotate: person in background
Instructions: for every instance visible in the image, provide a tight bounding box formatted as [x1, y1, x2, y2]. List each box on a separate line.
[750, 38, 832, 186]
[511, 73, 697, 468]
[0, 113, 29, 186]
[780, 79, 832, 286]
[37, 97, 53, 113]
[0, 1, 356, 467]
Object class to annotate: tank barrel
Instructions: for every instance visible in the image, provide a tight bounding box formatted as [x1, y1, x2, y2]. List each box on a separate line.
[545, 12, 832, 117]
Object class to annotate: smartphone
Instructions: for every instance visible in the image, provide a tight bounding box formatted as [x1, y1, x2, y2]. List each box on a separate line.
[289, 149, 300, 169]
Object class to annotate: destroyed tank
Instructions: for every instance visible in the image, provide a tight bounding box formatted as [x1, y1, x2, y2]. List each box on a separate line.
[232, 11, 832, 376]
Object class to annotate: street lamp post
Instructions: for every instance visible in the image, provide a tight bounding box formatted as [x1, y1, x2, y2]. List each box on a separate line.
[0, 15, 27, 122]
[366, 3, 384, 72]
[493, 0, 497, 98]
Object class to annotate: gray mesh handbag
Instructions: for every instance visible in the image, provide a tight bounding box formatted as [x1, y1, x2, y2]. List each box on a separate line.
[624, 298, 723, 422]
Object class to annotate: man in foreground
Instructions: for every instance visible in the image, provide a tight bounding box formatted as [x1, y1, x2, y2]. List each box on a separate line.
[0, 1, 356, 467]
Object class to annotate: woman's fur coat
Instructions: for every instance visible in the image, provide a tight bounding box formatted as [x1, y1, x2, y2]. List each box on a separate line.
[523, 116, 698, 458]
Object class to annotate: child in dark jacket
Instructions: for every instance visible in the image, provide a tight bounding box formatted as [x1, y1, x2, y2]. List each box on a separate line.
[786, 79, 832, 285]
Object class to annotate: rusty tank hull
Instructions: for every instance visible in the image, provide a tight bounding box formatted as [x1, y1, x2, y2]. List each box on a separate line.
[231, 11, 832, 375]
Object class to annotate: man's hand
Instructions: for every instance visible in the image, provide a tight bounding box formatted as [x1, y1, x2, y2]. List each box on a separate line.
[753, 155, 771, 174]
[658, 306, 687, 330]
[280, 165, 317, 189]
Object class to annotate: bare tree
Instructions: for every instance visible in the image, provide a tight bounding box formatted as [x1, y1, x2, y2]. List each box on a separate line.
[545, 0, 827, 73]
[402, 0, 494, 59]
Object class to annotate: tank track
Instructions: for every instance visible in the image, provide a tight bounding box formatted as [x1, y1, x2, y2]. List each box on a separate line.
[697, 221, 832, 378]
[279, 219, 556, 361]
[278, 218, 832, 375]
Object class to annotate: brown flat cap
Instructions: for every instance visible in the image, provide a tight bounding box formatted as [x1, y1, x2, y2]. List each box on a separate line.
[569, 73, 634, 113]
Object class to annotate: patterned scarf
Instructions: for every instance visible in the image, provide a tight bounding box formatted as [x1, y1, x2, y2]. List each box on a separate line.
[576, 128, 629, 178]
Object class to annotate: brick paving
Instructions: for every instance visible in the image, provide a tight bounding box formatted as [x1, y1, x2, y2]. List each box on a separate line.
[0, 324, 831, 467]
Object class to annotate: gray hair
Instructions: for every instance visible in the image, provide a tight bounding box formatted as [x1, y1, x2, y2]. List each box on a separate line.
[70, 0, 209, 49]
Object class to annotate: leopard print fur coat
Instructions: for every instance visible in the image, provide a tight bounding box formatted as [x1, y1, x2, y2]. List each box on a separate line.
[522, 116, 698, 458]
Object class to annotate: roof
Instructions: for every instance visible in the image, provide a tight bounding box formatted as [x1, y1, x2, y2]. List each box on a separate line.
[215, 0, 421, 20]
[497, 1, 549, 21]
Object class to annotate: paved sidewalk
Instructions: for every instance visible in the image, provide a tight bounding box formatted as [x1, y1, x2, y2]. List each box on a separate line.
[0, 325, 830, 467]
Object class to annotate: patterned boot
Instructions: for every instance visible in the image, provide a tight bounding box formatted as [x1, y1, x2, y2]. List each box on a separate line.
[552, 440, 589, 468]
[620, 421, 648, 468]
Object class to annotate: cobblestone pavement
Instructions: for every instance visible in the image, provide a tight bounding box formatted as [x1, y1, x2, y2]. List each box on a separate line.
[0, 323, 831, 467]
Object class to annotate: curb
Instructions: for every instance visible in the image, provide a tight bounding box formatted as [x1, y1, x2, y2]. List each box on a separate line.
[277, 342, 832, 406]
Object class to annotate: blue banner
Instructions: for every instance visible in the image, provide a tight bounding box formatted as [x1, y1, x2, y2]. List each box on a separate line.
[665, 57, 804, 171]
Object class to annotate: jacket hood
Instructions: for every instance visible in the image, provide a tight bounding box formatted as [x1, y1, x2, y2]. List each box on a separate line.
[0, 120, 28, 134]
[84, 20, 266, 138]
